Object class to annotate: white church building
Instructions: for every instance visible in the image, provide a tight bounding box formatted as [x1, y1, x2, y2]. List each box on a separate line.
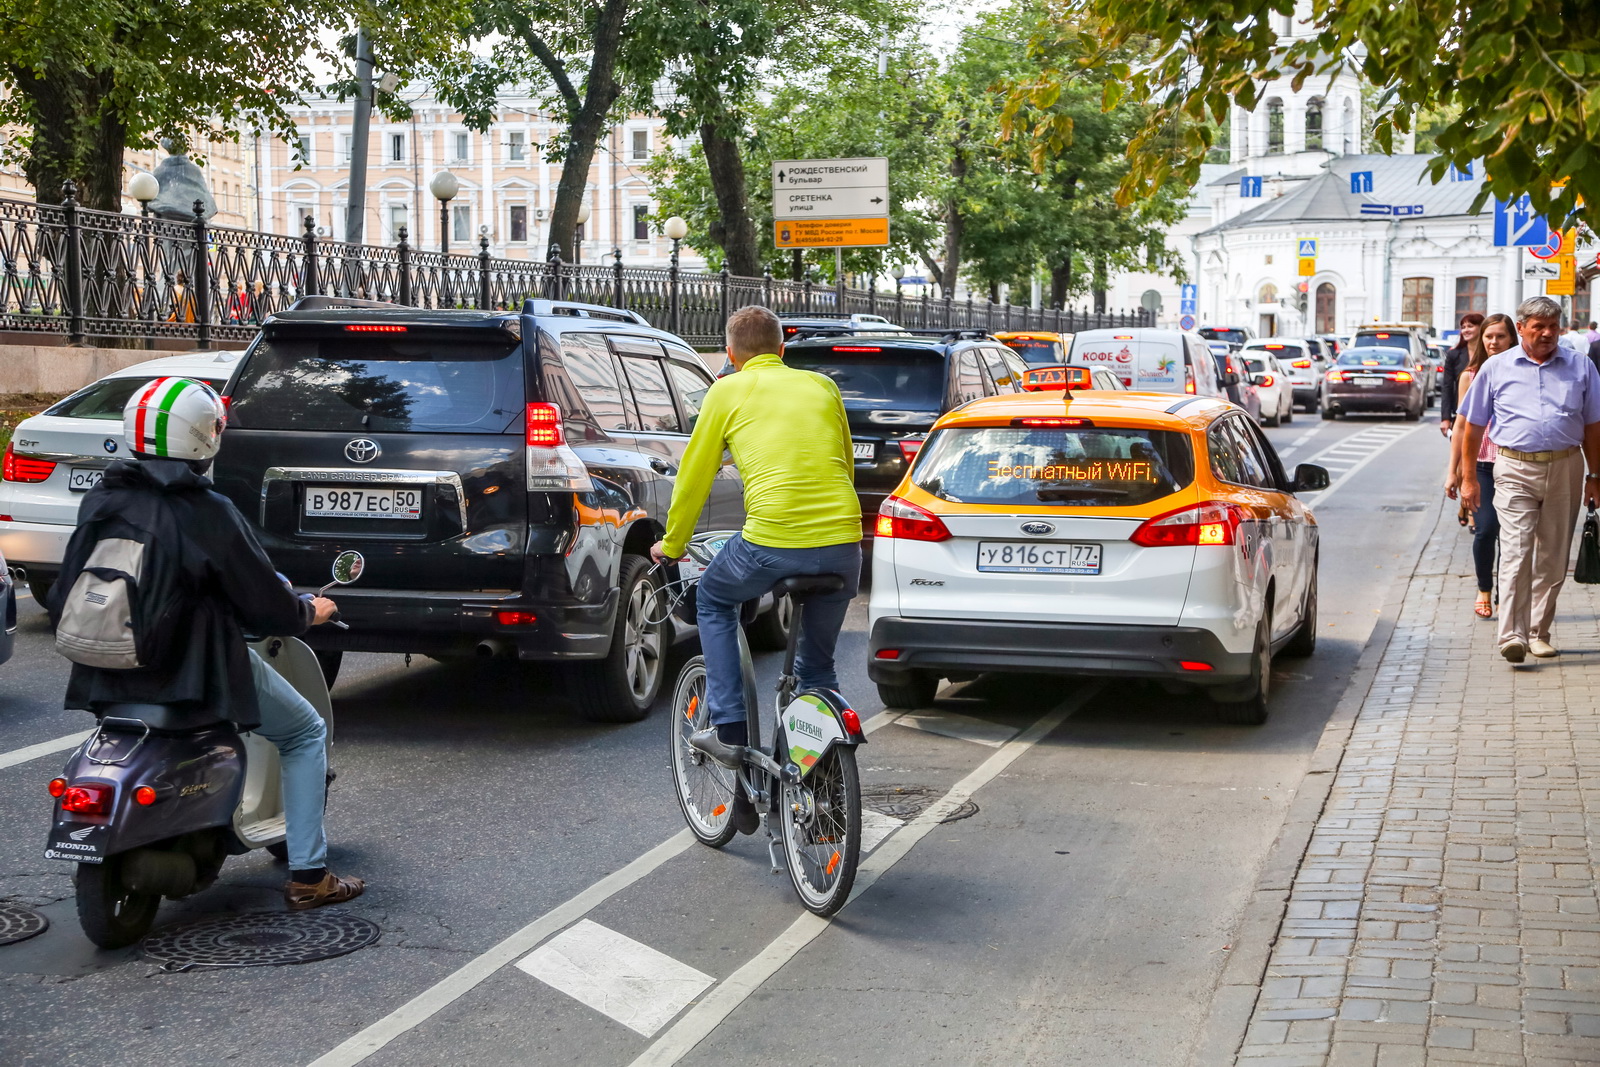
[1104, 16, 1592, 339]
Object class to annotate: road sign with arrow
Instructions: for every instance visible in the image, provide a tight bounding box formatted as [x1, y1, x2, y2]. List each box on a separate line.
[772, 157, 890, 248]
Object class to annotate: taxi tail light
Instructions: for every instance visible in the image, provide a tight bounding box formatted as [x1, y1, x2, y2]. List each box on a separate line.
[875, 496, 951, 542]
[61, 782, 113, 814]
[524, 403, 592, 492]
[1012, 416, 1092, 428]
[2, 443, 56, 483]
[1130, 501, 1248, 548]
[1291, 359, 1311, 368]
[897, 437, 925, 461]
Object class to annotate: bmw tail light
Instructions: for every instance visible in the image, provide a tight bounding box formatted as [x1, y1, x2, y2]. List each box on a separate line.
[1130, 502, 1249, 548]
[2, 443, 56, 483]
[60, 782, 113, 815]
[523, 403, 592, 492]
[875, 496, 952, 542]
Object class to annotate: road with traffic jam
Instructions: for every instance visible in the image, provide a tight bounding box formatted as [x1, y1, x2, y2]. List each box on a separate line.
[0, 411, 1447, 1067]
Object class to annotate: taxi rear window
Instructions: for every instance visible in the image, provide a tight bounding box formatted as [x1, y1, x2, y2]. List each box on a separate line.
[1000, 338, 1065, 364]
[912, 426, 1194, 507]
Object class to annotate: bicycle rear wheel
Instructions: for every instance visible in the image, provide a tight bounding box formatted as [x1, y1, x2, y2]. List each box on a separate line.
[778, 743, 861, 916]
[668, 657, 737, 848]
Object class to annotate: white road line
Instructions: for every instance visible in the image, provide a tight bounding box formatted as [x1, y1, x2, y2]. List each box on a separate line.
[1274, 422, 1328, 461]
[306, 706, 904, 1067]
[893, 709, 1019, 748]
[515, 919, 715, 1038]
[1301, 424, 1428, 507]
[859, 810, 904, 853]
[627, 687, 1099, 1067]
[0, 730, 92, 772]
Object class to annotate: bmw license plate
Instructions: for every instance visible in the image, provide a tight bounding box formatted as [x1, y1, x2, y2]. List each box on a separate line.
[852, 442, 876, 460]
[304, 486, 422, 520]
[977, 541, 1101, 575]
[68, 467, 103, 492]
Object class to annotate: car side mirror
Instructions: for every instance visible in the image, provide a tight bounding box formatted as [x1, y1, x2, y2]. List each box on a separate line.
[1250, 373, 1267, 386]
[1291, 463, 1330, 493]
[1225, 371, 1241, 386]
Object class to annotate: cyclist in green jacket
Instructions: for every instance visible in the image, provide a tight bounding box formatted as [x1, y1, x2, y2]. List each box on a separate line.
[651, 305, 862, 833]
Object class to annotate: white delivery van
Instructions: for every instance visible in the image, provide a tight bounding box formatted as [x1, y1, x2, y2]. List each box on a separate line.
[1067, 328, 1226, 398]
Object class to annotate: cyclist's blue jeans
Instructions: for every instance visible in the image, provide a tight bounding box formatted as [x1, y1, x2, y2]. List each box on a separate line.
[247, 648, 329, 870]
[697, 534, 862, 726]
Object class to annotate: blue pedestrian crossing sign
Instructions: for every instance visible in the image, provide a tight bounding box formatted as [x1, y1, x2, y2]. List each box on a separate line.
[1493, 195, 1550, 247]
[1240, 176, 1263, 198]
[1350, 171, 1373, 194]
[1297, 239, 1318, 257]
[1180, 283, 1197, 315]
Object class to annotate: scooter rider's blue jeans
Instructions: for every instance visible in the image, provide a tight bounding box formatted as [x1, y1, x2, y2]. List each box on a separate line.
[247, 649, 329, 870]
[697, 534, 862, 727]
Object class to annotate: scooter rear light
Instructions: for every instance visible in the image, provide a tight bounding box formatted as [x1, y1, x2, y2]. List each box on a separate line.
[1130, 501, 1249, 548]
[133, 786, 157, 806]
[61, 782, 113, 814]
[47, 777, 67, 798]
[874, 496, 951, 542]
[496, 610, 538, 626]
[840, 708, 863, 736]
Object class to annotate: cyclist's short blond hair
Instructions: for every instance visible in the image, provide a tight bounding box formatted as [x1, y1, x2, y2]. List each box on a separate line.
[726, 306, 783, 359]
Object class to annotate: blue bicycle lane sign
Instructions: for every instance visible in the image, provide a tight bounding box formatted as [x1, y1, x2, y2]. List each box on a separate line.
[1494, 195, 1550, 247]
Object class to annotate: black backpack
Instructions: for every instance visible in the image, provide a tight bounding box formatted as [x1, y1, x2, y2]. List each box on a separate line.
[52, 493, 195, 670]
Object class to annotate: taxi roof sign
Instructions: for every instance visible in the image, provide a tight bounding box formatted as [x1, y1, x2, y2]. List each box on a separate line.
[1021, 365, 1093, 392]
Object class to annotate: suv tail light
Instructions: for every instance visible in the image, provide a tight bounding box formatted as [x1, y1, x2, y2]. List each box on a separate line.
[875, 496, 951, 542]
[897, 437, 925, 461]
[60, 782, 114, 815]
[1130, 502, 1249, 547]
[524, 403, 593, 491]
[2, 443, 56, 483]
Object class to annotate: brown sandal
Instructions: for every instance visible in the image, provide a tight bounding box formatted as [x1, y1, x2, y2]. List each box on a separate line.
[285, 871, 366, 911]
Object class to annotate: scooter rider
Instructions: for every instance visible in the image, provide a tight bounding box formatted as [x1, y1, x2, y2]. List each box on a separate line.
[650, 306, 863, 833]
[50, 377, 365, 910]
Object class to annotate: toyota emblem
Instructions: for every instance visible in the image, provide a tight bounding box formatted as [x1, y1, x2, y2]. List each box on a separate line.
[1020, 521, 1055, 536]
[345, 438, 380, 463]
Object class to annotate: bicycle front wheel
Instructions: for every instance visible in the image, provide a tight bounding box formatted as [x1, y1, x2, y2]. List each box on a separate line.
[778, 744, 861, 916]
[668, 656, 737, 848]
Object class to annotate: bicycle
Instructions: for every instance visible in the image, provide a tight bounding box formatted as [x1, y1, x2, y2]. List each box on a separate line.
[657, 532, 867, 917]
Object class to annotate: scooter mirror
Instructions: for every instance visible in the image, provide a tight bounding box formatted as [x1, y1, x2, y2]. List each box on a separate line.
[330, 551, 365, 586]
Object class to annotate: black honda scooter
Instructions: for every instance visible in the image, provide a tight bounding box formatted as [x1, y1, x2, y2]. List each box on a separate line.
[43, 551, 363, 948]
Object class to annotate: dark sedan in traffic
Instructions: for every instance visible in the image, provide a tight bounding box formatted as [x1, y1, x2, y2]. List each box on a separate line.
[1322, 346, 1425, 420]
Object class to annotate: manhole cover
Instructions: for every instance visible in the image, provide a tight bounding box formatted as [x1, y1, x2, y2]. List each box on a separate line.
[861, 785, 978, 824]
[0, 902, 48, 946]
[141, 911, 379, 971]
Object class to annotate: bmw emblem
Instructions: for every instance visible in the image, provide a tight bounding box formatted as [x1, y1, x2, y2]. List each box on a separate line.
[102, 438, 118, 454]
[1020, 521, 1055, 536]
[345, 439, 380, 463]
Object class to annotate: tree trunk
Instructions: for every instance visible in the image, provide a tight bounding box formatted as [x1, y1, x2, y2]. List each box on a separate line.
[12, 66, 124, 210]
[938, 131, 968, 295]
[1092, 254, 1108, 314]
[538, 0, 628, 260]
[699, 109, 759, 277]
[1050, 252, 1072, 308]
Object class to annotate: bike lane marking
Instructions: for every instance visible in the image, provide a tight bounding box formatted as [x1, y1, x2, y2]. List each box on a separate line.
[626, 685, 1100, 1067]
[305, 706, 908, 1067]
[0, 730, 92, 772]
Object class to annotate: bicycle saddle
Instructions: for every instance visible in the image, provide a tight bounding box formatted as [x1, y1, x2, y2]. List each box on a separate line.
[772, 573, 847, 598]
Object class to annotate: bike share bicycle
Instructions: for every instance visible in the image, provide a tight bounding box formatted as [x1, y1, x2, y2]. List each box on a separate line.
[655, 532, 867, 917]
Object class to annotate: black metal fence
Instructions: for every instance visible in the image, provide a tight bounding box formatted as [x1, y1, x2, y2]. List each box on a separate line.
[0, 184, 1153, 349]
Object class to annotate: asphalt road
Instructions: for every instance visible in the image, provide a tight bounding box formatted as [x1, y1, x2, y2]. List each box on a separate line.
[0, 410, 1450, 1067]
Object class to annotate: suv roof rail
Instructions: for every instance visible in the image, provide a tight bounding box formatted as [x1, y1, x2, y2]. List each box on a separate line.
[895, 327, 996, 342]
[522, 298, 650, 326]
[289, 296, 406, 312]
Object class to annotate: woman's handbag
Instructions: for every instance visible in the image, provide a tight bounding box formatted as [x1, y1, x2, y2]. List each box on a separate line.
[1575, 506, 1600, 584]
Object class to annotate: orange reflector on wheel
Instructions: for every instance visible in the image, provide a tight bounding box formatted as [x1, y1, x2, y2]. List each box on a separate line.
[686, 694, 699, 720]
[712, 804, 727, 817]
[827, 851, 841, 875]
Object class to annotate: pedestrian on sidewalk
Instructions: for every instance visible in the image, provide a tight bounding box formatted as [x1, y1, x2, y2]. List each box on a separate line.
[1444, 313, 1515, 618]
[1459, 296, 1600, 662]
[1438, 311, 1483, 438]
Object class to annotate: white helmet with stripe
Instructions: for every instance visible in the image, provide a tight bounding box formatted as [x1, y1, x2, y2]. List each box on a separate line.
[123, 377, 227, 461]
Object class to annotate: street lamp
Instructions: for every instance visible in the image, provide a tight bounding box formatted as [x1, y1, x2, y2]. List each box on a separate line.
[429, 169, 460, 256]
[574, 201, 591, 265]
[664, 216, 688, 335]
[664, 215, 688, 266]
[129, 172, 160, 217]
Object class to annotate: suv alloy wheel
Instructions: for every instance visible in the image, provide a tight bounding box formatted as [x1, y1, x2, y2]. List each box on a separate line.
[568, 555, 667, 722]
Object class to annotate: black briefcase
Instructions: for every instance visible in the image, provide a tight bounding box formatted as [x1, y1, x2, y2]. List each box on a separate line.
[1576, 506, 1600, 584]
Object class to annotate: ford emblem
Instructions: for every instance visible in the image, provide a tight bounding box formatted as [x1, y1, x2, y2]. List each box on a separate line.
[345, 438, 380, 463]
[103, 438, 118, 454]
[1020, 521, 1055, 536]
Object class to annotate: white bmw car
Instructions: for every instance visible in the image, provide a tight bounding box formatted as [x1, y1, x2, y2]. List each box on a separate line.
[0, 350, 242, 604]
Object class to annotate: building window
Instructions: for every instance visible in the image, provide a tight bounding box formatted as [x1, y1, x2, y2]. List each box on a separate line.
[294, 133, 312, 166]
[452, 204, 471, 244]
[1455, 276, 1487, 316]
[509, 205, 528, 243]
[1266, 99, 1284, 155]
[1305, 97, 1324, 151]
[631, 130, 649, 160]
[341, 133, 354, 164]
[1315, 282, 1336, 333]
[288, 201, 313, 231]
[389, 133, 405, 163]
[1258, 282, 1278, 304]
[387, 204, 408, 241]
[633, 204, 649, 241]
[507, 131, 526, 162]
[1402, 277, 1434, 322]
[453, 132, 470, 162]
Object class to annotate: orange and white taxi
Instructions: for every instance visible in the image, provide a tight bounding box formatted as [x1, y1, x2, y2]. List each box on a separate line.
[867, 375, 1328, 724]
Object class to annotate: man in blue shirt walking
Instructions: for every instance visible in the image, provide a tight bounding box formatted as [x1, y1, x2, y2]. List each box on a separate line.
[1459, 296, 1600, 662]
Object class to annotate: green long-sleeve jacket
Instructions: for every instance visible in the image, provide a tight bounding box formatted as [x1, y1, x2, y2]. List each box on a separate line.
[662, 352, 862, 557]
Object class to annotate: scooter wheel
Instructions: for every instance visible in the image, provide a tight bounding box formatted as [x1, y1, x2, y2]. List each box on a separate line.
[76, 858, 160, 949]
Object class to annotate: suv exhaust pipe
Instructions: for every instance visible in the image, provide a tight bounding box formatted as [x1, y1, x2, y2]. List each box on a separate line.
[475, 639, 509, 659]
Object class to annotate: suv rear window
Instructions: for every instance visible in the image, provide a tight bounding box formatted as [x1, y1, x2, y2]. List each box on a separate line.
[48, 374, 229, 420]
[999, 337, 1065, 364]
[785, 348, 943, 409]
[912, 426, 1194, 507]
[228, 336, 523, 433]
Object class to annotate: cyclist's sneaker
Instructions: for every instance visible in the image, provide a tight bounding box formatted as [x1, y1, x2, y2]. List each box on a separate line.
[689, 728, 744, 769]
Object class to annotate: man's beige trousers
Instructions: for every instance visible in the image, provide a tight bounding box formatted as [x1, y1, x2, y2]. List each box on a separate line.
[1494, 451, 1583, 646]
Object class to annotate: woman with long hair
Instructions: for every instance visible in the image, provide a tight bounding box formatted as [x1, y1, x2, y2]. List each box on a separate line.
[1444, 312, 1517, 617]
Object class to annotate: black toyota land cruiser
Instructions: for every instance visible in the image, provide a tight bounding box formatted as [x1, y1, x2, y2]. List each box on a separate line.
[213, 297, 754, 722]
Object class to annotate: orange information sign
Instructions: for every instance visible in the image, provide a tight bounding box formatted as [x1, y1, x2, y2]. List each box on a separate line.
[1547, 254, 1576, 296]
[1297, 257, 1316, 276]
[774, 218, 890, 249]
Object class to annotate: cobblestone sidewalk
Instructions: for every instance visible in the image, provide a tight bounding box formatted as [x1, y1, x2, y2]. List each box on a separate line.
[1234, 511, 1600, 1066]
